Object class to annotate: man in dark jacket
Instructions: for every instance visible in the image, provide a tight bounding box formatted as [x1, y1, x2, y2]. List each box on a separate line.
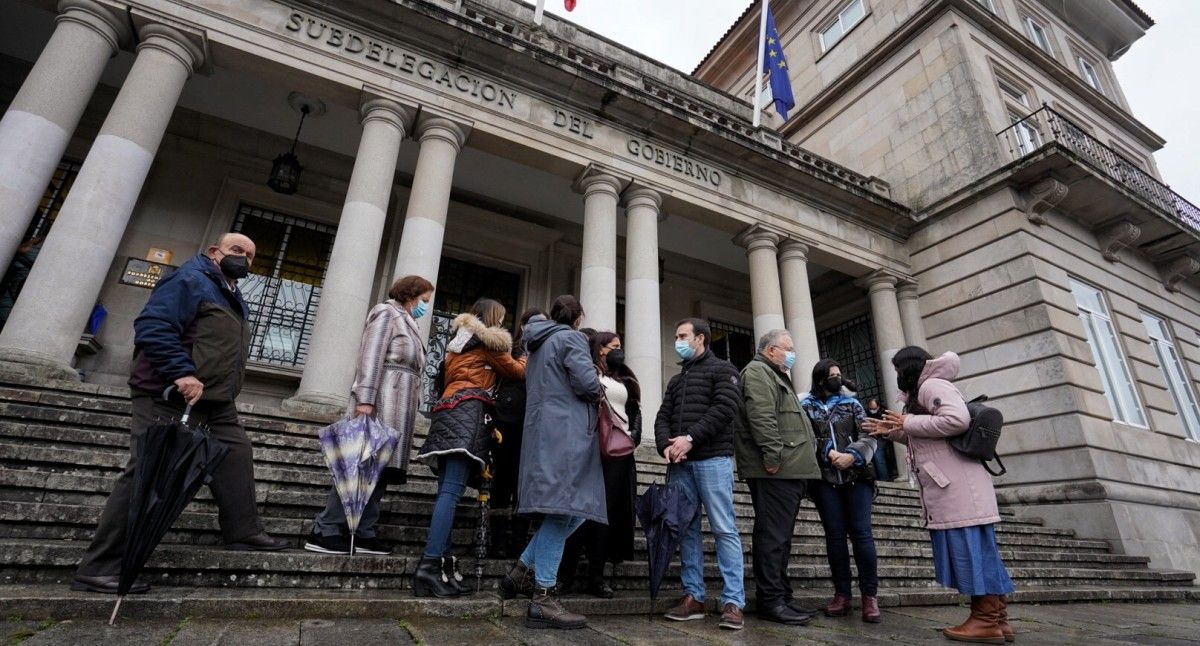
[655, 318, 746, 630]
[735, 330, 820, 626]
[72, 233, 289, 595]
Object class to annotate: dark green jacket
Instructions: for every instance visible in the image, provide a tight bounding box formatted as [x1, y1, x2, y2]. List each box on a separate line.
[735, 356, 820, 480]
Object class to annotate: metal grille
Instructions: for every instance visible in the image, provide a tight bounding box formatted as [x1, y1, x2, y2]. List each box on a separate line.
[710, 320, 754, 370]
[817, 314, 882, 403]
[419, 256, 522, 411]
[25, 159, 82, 242]
[997, 106, 1200, 232]
[231, 203, 336, 368]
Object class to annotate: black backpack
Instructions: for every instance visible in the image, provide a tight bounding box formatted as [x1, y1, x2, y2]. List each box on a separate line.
[948, 395, 1007, 477]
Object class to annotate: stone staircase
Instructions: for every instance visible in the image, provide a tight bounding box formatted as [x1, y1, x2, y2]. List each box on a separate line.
[0, 371, 1193, 619]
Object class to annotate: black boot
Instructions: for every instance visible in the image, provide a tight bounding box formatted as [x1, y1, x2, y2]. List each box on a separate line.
[442, 556, 472, 596]
[526, 585, 587, 630]
[499, 561, 535, 599]
[585, 563, 614, 599]
[412, 556, 459, 598]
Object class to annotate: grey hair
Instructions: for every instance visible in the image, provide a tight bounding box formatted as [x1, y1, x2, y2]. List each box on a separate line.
[757, 329, 791, 353]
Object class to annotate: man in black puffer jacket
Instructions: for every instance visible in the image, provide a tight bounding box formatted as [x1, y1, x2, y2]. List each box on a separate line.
[655, 318, 746, 631]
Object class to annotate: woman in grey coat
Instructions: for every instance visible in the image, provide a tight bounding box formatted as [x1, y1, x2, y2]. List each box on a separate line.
[500, 295, 604, 630]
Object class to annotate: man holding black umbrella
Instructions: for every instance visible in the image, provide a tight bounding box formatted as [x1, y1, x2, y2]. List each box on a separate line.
[72, 233, 289, 595]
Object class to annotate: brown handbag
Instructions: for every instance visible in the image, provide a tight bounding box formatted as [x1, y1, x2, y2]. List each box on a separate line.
[597, 395, 635, 462]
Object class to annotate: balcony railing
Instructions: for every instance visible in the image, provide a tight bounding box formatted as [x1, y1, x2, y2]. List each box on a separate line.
[997, 106, 1200, 233]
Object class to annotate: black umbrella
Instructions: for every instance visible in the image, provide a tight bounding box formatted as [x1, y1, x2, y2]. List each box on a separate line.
[108, 400, 229, 625]
[634, 474, 698, 616]
[474, 464, 492, 592]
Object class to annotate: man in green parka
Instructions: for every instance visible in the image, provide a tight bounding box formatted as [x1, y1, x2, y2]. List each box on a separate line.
[736, 329, 821, 626]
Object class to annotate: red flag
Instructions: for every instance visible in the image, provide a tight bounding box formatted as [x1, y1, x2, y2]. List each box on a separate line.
[564, 0, 576, 11]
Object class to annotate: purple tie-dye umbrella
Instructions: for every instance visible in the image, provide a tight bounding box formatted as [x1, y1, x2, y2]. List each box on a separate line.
[317, 415, 402, 555]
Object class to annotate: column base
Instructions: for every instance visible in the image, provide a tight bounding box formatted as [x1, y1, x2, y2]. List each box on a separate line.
[0, 347, 80, 382]
[282, 390, 349, 417]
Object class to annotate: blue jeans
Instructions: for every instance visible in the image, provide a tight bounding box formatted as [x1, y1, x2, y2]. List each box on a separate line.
[670, 455, 745, 608]
[809, 479, 879, 596]
[423, 455, 472, 558]
[519, 514, 586, 588]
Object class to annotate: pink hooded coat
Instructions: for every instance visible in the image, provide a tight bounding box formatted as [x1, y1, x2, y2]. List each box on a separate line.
[894, 352, 1001, 530]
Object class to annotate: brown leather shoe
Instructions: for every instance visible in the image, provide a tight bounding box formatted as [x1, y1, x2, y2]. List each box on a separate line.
[997, 596, 1014, 642]
[719, 603, 744, 630]
[943, 595, 1005, 644]
[664, 594, 705, 621]
[862, 595, 882, 623]
[526, 585, 586, 630]
[823, 593, 852, 617]
[499, 561, 535, 599]
[70, 574, 150, 595]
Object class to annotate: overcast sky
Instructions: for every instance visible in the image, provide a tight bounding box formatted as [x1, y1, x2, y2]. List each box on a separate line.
[542, 0, 1198, 205]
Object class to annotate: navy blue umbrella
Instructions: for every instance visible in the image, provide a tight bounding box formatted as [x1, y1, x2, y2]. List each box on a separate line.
[634, 475, 698, 614]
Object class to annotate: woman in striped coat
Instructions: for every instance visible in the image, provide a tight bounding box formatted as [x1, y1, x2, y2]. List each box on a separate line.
[304, 275, 434, 556]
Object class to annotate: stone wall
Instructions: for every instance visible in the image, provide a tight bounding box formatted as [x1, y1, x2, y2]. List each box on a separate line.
[909, 188, 1200, 573]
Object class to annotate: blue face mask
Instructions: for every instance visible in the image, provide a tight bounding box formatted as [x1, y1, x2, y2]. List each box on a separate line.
[675, 339, 695, 361]
[411, 299, 429, 319]
[783, 351, 796, 371]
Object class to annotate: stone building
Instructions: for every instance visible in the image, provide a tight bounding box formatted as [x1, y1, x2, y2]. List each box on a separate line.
[0, 0, 1195, 579]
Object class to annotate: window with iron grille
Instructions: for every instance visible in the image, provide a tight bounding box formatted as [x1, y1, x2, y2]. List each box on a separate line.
[817, 314, 882, 404]
[710, 320, 755, 370]
[25, 159, 82, 242]
[231, 203, 336, 368]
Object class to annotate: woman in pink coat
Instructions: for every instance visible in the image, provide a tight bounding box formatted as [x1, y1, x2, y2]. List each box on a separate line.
[864, 347, 1015, 644]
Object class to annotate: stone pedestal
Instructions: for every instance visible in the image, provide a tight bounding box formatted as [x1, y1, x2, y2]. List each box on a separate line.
[392, 115, 470, 341]
[0, 0, 130, 277]
[622, 184, 664, 429]
[0, 24, 203, 373]
[290, 98, 412, 407]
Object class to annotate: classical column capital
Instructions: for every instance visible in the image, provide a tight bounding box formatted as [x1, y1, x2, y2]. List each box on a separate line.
[137, 24, 206, 75]
[778, 238, 814, 263]
[857, 270, 900, 293]
[57, 0, 132, 53]
[415, 114, 471, 151]
[574, 169, 624, 200]
[734, 225, 781, 254]
[621, 182, 668, 211]
[360, 97, 414, 134]
[896, 281, 920, 301]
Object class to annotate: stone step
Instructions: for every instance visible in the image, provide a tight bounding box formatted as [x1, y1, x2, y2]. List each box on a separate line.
[1, 541, 1189, 591]
[1, 583, 1195, 621]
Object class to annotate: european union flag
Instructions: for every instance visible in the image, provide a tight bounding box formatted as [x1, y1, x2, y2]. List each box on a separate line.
[762, 5, 795, 121]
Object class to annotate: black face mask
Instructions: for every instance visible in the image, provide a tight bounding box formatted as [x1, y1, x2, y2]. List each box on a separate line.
[824, 376, 843, 393]
[218, 254, 250, 280]
[605, 349, 626, 370]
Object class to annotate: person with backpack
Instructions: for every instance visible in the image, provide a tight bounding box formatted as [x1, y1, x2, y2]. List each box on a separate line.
[413, 298, 527, 597]
[864, 346, 1015, 644]
[488, 308, 546, 559]
[801, 359, 881, 624]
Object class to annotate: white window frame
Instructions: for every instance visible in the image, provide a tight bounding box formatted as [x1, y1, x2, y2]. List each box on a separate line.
[1009, 110, 1043, 155]
[1069, 279, 1148, 427]
[1141, 312, 1200, 441]
[819, 0, 866, 53]
[1077, 56, 1104, 92]
[973, 0, 997, 14]
[1024, 15, 1053, 54]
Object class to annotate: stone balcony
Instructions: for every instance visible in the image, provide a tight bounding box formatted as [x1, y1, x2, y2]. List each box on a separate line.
[997, 106, 1200, 290]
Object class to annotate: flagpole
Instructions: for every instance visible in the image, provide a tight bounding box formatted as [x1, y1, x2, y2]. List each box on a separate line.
[753, 0, 769, 129]
[534, 0, 545, 25]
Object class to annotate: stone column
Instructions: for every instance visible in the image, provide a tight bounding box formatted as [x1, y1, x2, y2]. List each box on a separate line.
[896, 281, 928, 348]
[392, 115, 470, 341]
[0, 24, 204, 374]
[576, 170, 622, 331]
[290, 99, 412, 407]
[622, 184, 664, 432]
[0, 0, 130, 277]
[736, 227, 786, 343]
[862, 270, 910, 478]
[778, 239, 821, 384]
